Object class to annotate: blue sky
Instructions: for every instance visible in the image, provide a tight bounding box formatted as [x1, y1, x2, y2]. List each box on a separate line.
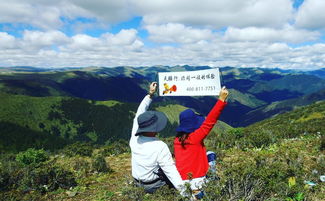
[0, 0, 324, 70]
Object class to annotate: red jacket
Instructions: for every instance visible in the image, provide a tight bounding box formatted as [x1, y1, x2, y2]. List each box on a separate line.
[174, 100, 227, 180]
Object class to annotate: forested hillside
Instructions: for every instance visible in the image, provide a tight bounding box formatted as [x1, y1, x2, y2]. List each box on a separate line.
[0, 92, 230, 152]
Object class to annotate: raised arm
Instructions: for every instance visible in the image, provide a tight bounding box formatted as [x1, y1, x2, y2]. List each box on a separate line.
[190, 86, 229, 143]
[131, 82, 157, 137]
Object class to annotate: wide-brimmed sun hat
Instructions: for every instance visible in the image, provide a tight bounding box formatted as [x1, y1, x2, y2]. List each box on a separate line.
[135, 111, 168, 136]
[176, 109, 205, 133]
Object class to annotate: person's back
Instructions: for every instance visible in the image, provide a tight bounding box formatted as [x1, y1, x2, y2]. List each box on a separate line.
[174, 86, 229, 197]
[174, 133, 209, 180]
[131, 135, 171, 182]
[129, 82, 185, 195]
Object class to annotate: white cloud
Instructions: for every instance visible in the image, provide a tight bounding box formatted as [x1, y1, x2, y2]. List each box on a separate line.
[133, 0, 293, 28]
[224, 25, 320, 43]
[295, 0, 325, 29]
[102, 29, 138, 46]
[0, 0, 292, 30]
[22, 30, 69, 48]
[287, 44, 325, 69]
[68, 0, 130, 22]
[1, 29, 324, 70]
[0, 1, 62, 29]
[0, 0, 131, 30]
[145, 23, 215, 44]
[0, 28, 144, 66]
[0, 0, 297, 31]
[0, 32, 16, 48]
[0, 0, 324, 70]
[69, 34, 100, 50]
[266, 43, 291, 53]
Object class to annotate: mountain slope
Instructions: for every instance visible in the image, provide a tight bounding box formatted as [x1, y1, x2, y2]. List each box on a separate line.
[0, 93, 137, 151]
[241, 89, 325, 126]
[243, 100, 325, 147]
[0, 92, 232, 152]
[211, 100, 325, 150]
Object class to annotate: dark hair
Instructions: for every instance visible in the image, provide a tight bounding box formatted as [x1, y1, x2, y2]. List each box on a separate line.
[176, 132, 190, 148]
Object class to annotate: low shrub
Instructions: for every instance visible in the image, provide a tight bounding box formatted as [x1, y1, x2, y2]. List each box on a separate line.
[208, 128, 245, 149]
[147, 185, 182, 201]
[209, 137, 323, 200]
[63, 142, 95, 157]
[1, 152, 77, 194]
[101, 139, 130, 156]
[66, 156, 93, 178]
[121, 181, 182, 201]
[92, 154, 111, 173]
[0, 154, 17, 191]
[18, 163, 77, 193]
[320, 135, 325, 151]
[0, 169, 10, 191]
[245, 128, 276, 148]
[121, 182, 146, 201]
[15, 148, 49, 166]
[0, 159, 23, 191]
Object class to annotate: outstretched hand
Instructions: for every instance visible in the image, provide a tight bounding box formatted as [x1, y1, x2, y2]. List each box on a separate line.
[219, 86, 229, 102]
[149, 82, 157, 97]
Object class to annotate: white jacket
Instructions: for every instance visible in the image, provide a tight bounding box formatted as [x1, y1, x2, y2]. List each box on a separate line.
[129, 95, 185, 193]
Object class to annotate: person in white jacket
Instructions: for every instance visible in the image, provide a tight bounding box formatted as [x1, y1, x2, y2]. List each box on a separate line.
[130, 82, 185, 195]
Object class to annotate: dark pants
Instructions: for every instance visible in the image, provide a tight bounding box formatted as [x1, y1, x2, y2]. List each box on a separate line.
[134, 168, 175, 193]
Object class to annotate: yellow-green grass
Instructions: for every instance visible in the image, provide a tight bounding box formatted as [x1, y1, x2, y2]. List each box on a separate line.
[296, 112, 324, 123]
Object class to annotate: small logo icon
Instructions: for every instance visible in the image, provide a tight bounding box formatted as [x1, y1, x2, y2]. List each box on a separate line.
[163, 83, 177, 95]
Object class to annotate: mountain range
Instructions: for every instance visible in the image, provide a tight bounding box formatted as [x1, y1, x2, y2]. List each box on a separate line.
[0, 65, 324, 151]
[1, 66, 324, 124]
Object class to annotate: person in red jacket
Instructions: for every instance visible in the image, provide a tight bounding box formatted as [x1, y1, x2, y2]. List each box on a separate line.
[174, 86, 229, 199]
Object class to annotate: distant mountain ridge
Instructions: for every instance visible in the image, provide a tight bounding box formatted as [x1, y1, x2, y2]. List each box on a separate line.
[1, 65, 323, 76]
[304, 68, 325, 79]
[0, 66, 324, 127]
[242, 89, 325, 125]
